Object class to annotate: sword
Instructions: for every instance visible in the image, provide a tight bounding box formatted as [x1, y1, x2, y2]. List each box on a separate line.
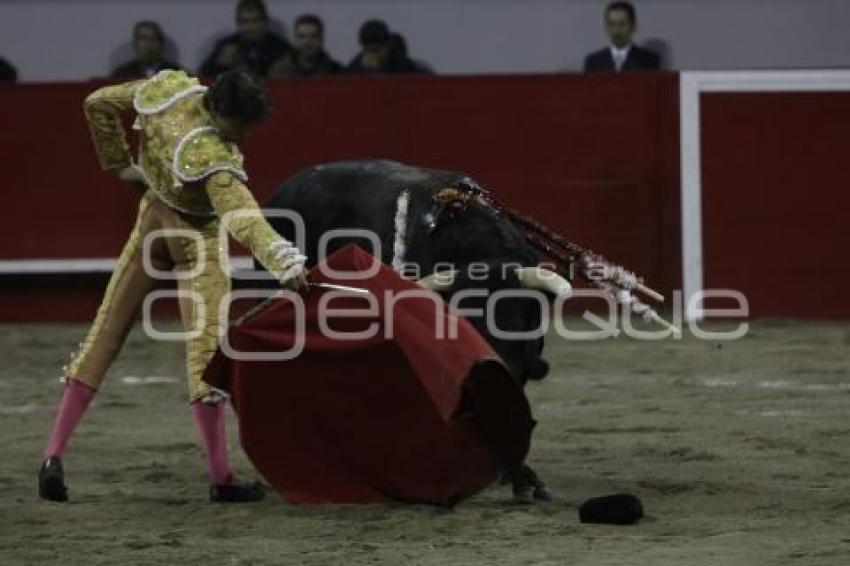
[234, 282, 371, 326]
[308, 282, 371, 295]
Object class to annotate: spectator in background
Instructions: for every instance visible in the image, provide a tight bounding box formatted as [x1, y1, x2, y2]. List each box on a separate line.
[583, 2, 659, 72]
[348, 20, 420, 75]
[268, 14, 343, 77]
[111, 21, 181, 79]
[0, 56, 17, 83]
[388, 32, 433, 74]
[200, 0, 289, 78]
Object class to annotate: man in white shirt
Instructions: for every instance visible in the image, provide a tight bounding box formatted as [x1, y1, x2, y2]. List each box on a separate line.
[583, 1, 660, 72]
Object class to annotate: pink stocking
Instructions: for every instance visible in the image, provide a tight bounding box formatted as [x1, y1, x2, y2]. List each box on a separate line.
[191, 400, 235, 485]
[44, 378, 96, 459]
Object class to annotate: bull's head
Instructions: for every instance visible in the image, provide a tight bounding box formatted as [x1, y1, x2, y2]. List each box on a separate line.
[418, 265, 571, 384]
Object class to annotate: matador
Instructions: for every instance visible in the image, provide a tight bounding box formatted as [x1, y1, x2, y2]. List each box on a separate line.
[39, 69, 305, 503]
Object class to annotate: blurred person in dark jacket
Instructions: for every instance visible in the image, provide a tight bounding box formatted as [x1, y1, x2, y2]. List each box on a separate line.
[112, 21, 181, 79]
[388, 32, 433, 74]
[0, 56, 17, 83]
[348, 20, 420, 75]
[583, 1, 659, 72]
[200, 0, 290, 78]
[268, 14, 343, 78]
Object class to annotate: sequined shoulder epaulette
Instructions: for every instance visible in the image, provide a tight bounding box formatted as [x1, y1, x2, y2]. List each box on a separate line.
[173, 126, 248, 184]
[133, 69, 208, 115]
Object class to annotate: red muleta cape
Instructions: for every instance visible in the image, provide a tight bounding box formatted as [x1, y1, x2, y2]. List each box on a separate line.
[204, 244, 534, 505]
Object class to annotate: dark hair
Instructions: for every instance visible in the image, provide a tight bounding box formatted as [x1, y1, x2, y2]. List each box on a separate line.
[359, 19, 390, 46]
[388, 32, 408, 58]
[133, 21, 164, 43]
[236, 0, 268, 21]
[295, 13, 324, 35]
[606, 1, 637, 25]
[205, 69, 269, 124]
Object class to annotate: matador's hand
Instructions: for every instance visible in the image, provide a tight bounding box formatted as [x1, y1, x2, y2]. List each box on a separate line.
[268, 240, 308, 290]
[118, 164, 147, 194]
[286, 268, 309, 292]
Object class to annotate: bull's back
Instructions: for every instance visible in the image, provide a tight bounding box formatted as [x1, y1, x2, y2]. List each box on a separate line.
[265, 160, 464, 266]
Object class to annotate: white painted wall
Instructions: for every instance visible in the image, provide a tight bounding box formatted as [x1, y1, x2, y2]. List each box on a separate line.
[1, 0, 848, 82]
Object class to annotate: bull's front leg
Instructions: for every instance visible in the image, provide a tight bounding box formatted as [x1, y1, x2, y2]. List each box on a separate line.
[505, 463, 553, 502]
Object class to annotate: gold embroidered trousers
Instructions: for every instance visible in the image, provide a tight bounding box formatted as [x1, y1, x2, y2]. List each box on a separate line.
[66, 191, 232, 402]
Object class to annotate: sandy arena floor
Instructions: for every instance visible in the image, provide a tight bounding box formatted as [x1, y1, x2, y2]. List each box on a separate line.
[1, 320, 849, 565]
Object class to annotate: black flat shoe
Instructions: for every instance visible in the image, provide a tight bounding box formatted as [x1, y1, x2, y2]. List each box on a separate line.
[39, 456, 69, 502]
[209, 480, 265, 503]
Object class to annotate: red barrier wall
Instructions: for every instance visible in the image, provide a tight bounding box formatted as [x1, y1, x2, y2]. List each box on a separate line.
[0, 74, 680, 321]
[701, 92, 850, 317]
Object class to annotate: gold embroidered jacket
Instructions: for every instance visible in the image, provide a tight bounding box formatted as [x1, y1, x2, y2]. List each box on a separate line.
[84, 70, 297, 280]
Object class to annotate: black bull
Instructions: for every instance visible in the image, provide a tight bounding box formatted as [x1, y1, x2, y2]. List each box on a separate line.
[261, 160, 556, 500]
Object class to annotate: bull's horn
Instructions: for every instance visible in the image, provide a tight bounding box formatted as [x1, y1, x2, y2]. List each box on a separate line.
[417, 270, 457, 291]
[515, 267, 572, 297]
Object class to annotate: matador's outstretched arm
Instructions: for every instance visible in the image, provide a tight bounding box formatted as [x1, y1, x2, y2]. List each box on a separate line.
[205, 171, 306, 286]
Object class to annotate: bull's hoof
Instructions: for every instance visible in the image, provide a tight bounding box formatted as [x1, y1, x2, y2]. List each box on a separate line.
[39, 456, 69, 502]
[525, 358, 550, 381]
[533, 485, 554, 502]
[210, 480, 266, 503]
[512, 483, 534, 503]
[508, 463, 553, 503]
